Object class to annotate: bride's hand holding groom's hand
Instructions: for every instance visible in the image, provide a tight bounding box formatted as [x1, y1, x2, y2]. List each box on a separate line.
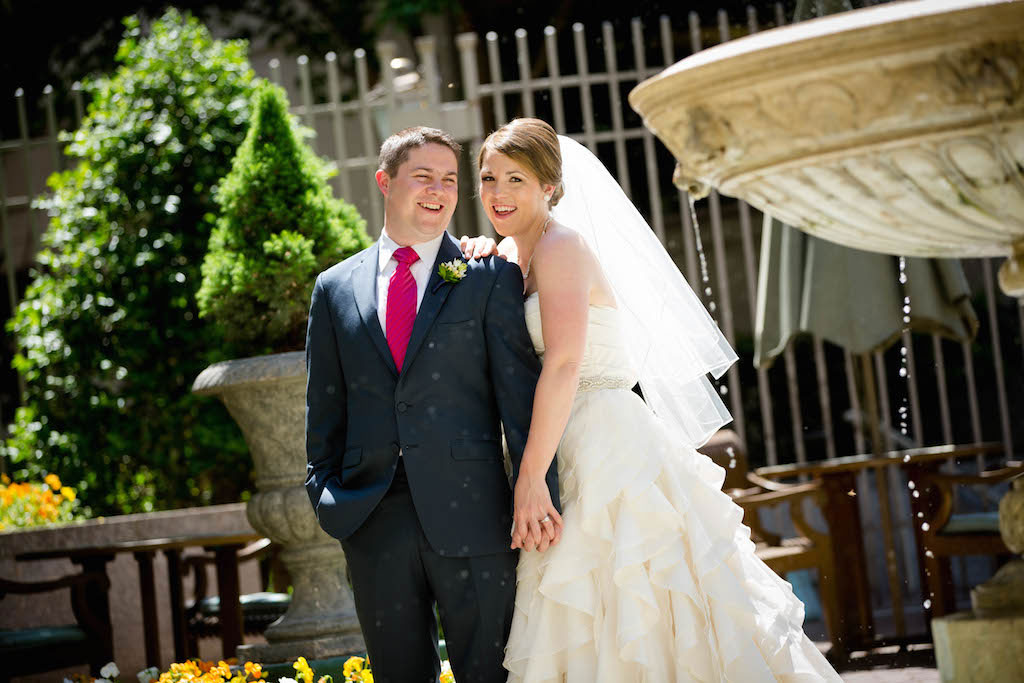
[511, 467, 563, 552]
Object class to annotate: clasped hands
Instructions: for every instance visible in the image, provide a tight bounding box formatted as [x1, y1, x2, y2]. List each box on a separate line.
[511, 470, 564, 553]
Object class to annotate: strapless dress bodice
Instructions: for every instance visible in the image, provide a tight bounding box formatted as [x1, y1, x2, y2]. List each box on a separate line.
[524, 292, 637, 393]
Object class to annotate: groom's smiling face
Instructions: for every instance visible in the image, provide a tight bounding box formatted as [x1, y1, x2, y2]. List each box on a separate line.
[376, 143, 458, 246]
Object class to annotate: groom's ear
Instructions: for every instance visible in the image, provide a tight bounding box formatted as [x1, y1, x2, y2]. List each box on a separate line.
[375, 170, 390, 197]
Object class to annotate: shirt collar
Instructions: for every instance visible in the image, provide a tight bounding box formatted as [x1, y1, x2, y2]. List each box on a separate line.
[378, 229, 446, 273]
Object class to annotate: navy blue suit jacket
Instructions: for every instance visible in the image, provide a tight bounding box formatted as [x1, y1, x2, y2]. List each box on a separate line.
[305, 232, 558, 557]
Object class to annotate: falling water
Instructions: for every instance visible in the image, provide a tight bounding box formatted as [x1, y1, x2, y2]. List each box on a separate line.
[688, 196, 727, 397]
[897, 257, 913, 452]
[897, 256, 931, 606]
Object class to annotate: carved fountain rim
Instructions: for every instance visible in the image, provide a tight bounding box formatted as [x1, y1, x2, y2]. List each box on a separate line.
[630, 0, 1023, 111]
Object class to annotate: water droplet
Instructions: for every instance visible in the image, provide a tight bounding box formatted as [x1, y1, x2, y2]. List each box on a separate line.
[913, 490, 920, 498]
[908, 481, 916, 489]
[899, 368, 908, 377]
[921, 522, 930, 531]
[917, 512, 924, 518]
[925, 550, 934, 558]
[899, 273, 908, 284]
[903, 296, 911, 304]
[901, 348, 908, 357]
[903, 305, 911, 314]
[923, 599, 932, 609]
[903, 315, 911, 323]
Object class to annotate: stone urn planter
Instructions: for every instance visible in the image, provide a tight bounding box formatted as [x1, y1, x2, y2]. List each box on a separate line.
[193, 352, 364, 662]
[629, 0, 1024, 295]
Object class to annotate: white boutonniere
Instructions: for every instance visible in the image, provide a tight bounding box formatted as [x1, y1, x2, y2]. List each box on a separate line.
[438, 259, 468, 284]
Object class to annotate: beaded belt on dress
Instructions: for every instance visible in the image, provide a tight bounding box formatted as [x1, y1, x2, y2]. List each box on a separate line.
[576, 376, 634, 393]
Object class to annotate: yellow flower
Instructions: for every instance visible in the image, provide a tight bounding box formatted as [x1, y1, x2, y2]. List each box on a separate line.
[438, 673, 454, 683]
[61, 486, 77, 502]
[316, 677, 333, 683]
[342, 658, 364, 677]
[1, 473, 10, 484]
[45, 473, 61, 490]
[358, 673, 373, 683]
[244, 662, 264, 680]
[211, 661, 232, 680]
[293, 656, 313, 683]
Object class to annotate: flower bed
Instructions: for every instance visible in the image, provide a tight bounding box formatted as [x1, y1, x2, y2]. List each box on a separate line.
[0, 473, 81, 530]
[70, 656, 456, 683]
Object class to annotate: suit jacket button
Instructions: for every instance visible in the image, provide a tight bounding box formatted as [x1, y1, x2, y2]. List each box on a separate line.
[397, 402, 408, 413]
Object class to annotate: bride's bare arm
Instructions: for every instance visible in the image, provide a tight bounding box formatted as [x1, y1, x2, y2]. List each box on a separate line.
[512, 230, 592, 552]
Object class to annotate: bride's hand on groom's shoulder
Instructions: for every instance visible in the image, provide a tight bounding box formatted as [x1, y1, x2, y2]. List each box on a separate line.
[460, 235, 512, 261]
[511, 473, 563, 553]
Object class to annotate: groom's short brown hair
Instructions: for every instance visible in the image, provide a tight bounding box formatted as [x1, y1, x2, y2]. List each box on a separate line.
[378, 126, 463, 177]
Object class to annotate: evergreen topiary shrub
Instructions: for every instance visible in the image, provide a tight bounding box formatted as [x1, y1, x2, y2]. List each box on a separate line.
[2, 10, 257, 515]
[197, 82, 370, 352]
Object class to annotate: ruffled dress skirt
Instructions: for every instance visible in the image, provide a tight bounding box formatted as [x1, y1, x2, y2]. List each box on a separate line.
[503, 386, 842, 682]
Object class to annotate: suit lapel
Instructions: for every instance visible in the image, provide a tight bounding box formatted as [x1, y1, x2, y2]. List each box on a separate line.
[401, 233, 462, 376]
[352, 243, 398, 377]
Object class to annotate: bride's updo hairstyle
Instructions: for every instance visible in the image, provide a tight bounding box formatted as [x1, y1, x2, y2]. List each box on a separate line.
[478, 118, 564, 207]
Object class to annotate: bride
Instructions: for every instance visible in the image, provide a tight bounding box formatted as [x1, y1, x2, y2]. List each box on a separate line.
[465, 118, 842, 682]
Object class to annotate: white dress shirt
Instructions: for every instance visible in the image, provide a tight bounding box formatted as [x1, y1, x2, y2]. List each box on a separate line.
[376, 229, 445, 334]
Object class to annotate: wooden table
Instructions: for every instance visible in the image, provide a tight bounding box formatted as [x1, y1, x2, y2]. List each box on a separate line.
[755, 442, 1004, 651]
[17, 531, 262, 667]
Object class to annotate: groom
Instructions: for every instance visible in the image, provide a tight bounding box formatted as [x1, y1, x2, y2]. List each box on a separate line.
[305, 126, 559, 683]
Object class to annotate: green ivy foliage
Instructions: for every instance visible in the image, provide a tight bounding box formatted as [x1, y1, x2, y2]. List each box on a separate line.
[197, 82, 370, 352]
[2, 9, 257, 515]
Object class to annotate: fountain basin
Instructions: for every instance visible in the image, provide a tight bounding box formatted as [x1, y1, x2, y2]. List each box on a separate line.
[629, 0, 1024, 285]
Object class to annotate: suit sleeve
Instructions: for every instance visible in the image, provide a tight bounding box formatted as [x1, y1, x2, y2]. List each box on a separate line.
[304, 273, 347, 516]
[482, 261, 561, 513]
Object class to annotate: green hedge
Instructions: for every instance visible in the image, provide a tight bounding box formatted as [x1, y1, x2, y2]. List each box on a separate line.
[3, 10, 256, 515]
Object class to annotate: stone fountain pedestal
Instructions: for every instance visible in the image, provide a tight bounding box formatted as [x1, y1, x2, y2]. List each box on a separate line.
[931, 477, 1024, 682]
[193, 352, 365, 662]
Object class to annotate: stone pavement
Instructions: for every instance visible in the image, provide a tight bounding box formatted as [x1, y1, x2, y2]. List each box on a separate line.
[841, 667, 939, 682]
[832, 643, 940, 683]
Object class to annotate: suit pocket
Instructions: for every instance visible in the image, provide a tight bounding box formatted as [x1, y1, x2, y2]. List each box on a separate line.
[434, 319, 476, 338]
[450, 438, 501, 462]
[341, 447, 362, 470]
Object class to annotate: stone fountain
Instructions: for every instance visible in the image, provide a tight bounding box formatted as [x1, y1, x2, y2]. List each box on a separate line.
[629, 0, 1024, 295]
[630, 0, 1023, 679]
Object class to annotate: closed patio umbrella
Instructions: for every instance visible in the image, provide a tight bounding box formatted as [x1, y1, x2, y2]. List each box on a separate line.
[755, 217, 978, 370]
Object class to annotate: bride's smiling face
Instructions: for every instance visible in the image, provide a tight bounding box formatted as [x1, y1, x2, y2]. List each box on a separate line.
[478, 150, 555, 238]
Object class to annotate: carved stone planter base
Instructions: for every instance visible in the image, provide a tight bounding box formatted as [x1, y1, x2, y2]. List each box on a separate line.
[238, 632, 366, 665]
[932, 610, 1024, 683]
[193, 352, 365, 663]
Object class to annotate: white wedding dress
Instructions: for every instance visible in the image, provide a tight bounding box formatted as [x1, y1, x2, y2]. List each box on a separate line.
[504, 293, 842, 683]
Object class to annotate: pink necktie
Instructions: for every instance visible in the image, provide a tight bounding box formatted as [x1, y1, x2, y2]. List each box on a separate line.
[386, 246, 420, 372]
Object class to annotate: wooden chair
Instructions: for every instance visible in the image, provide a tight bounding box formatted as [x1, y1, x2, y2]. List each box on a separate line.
[0, 567, 114, 682]
[699, 430, 845, 660]
[904, 453, 1023, 619]
[183, 537, 291, 658]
